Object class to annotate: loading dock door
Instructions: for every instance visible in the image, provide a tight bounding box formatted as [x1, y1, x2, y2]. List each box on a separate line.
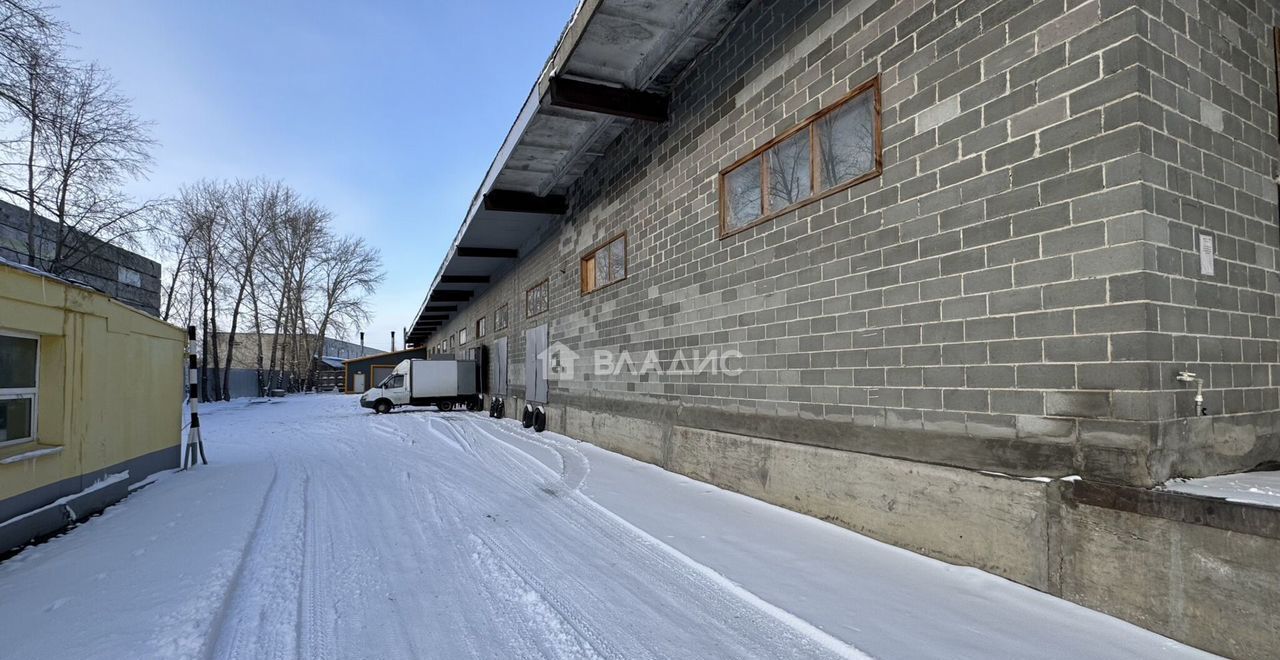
[495, 337, 508, 396]
[524, 324, 548, 404]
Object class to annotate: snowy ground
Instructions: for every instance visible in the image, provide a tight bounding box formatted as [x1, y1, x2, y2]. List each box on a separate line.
[0, 394, 1214, 659]
[1165, 470, 1280, 508]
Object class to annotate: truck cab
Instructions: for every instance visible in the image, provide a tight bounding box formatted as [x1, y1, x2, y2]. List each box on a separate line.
[360, 361, 412, 412]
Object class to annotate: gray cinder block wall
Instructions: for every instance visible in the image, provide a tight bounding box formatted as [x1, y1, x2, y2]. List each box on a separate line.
[439, 0, 1280, 488]
[0, 201, 161, 316]
[428, 2, 1280, 652]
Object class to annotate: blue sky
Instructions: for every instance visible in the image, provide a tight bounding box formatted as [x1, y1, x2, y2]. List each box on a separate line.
[51, 0, 579, 351]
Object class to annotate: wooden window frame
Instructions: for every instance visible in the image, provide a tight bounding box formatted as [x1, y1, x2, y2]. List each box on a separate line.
[525, 278, 549, 318]
[718, 75, 882, 240]
[580, 231, 628, 295]
[494, 303, 509, 331]
[476, 316, 487, 339]
[459, 327, 468, 345]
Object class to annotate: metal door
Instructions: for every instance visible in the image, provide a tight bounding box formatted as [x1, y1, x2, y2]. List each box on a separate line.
[494, 337, 508, 396]
[371, 365, 394, 389]
[524, 324, 548, 404]
[353, 372, 365, 393]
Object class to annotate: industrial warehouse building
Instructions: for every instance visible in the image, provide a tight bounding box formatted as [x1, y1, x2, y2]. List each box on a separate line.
[409, 0, 1280, 654]
[0, 258, 186, 554]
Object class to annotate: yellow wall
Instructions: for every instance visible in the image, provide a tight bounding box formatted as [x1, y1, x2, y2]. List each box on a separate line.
[0, 263, 186, 504]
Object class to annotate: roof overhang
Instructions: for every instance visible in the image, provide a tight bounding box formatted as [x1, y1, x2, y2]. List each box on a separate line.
[408, 0, 751, 345]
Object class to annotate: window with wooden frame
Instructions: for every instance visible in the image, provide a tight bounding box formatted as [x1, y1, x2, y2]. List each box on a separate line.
[719, 76, 882, 238]
[459, 327, 468, 345]
[494, 304, 509, 331]
[477, 316, 487, 339]
[526, 279, 549, 317]
[581, 232, 627, 294]
[0, 332, 38, 447]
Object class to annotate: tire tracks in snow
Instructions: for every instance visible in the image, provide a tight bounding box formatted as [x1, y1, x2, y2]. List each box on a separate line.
[205, 457, 307, 660]
[432, 414, 868, 659]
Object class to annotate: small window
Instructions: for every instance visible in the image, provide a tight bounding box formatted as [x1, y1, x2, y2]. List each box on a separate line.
[117, 266, 142, 287]
[461, 328, 469, 345]
[719, 76, 881, 238]
[383, 374, 404, 389]
[581, 233, 627, 294]
[477, 317, 487, 338]
[0, 332, 39, 447]
[526, 279, 548, 317]
[494, 304, 509, 331]
[449, 333, 456, 349]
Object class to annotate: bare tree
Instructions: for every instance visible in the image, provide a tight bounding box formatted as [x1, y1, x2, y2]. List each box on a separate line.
[37, 61, 156, 274]
[304, 234, 382, 388]
[0, 0, 64, 266]
[158, 178, 384, 398]
[218, 178, 276, 399]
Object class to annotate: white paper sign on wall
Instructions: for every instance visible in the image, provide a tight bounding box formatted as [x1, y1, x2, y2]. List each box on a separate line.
[1198, 234, 1215, 276]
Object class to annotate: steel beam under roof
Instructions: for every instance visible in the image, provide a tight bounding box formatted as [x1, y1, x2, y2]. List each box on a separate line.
[407, 0, 751, 345]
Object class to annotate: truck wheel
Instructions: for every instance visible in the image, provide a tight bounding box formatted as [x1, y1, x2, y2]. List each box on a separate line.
[438, 401, 453, 412]
[533, 408, 546, 433]
[522, 405, 534, 428]
[374, 400, 391, 414]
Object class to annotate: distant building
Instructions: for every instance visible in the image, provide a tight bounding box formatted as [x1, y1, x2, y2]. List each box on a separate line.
[212, 332, 381, 370]
[0, 200, 161, 316]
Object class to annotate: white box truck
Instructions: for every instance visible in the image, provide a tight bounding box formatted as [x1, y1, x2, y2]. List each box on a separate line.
[359, 358, 481, 414]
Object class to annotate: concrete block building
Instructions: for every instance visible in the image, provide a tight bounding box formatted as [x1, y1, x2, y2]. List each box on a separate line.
[0, 201, 162, 316]
[409, 0, 1280, 654]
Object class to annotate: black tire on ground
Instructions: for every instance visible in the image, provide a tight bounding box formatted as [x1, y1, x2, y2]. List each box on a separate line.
[374, 399, 391, 414]
[488, 400, 497, 417]
[468, 397, 481, 412]
[533, 408, 546, 433]
[496, 400, 504, 418]
[522, 406, 533, 428]
[438, 400, 453, 412]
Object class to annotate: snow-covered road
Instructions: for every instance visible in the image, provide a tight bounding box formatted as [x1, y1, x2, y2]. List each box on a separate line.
[0, 395, 1212, 659]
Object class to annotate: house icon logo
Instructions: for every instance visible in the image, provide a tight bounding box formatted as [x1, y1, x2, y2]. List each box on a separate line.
[538, 341, 578, 381]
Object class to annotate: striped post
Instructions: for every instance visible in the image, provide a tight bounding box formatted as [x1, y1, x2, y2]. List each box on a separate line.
[183, 325, 207, 469]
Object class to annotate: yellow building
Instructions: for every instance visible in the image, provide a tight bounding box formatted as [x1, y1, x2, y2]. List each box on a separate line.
[0, 258, 186, 553]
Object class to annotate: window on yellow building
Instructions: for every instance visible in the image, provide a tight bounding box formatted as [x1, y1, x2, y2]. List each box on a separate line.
[0, 332, 38, 446]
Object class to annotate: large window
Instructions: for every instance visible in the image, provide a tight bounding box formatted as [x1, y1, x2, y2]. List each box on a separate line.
[0, 333, 38, 447]
[719, 76, 881, 238]
[494, 304, 509, 331]
[526, 279, 548, 317]
[581, 233, 627, 294]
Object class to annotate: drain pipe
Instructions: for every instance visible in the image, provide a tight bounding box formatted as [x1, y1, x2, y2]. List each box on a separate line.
[1176, 371, 1207, 416]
